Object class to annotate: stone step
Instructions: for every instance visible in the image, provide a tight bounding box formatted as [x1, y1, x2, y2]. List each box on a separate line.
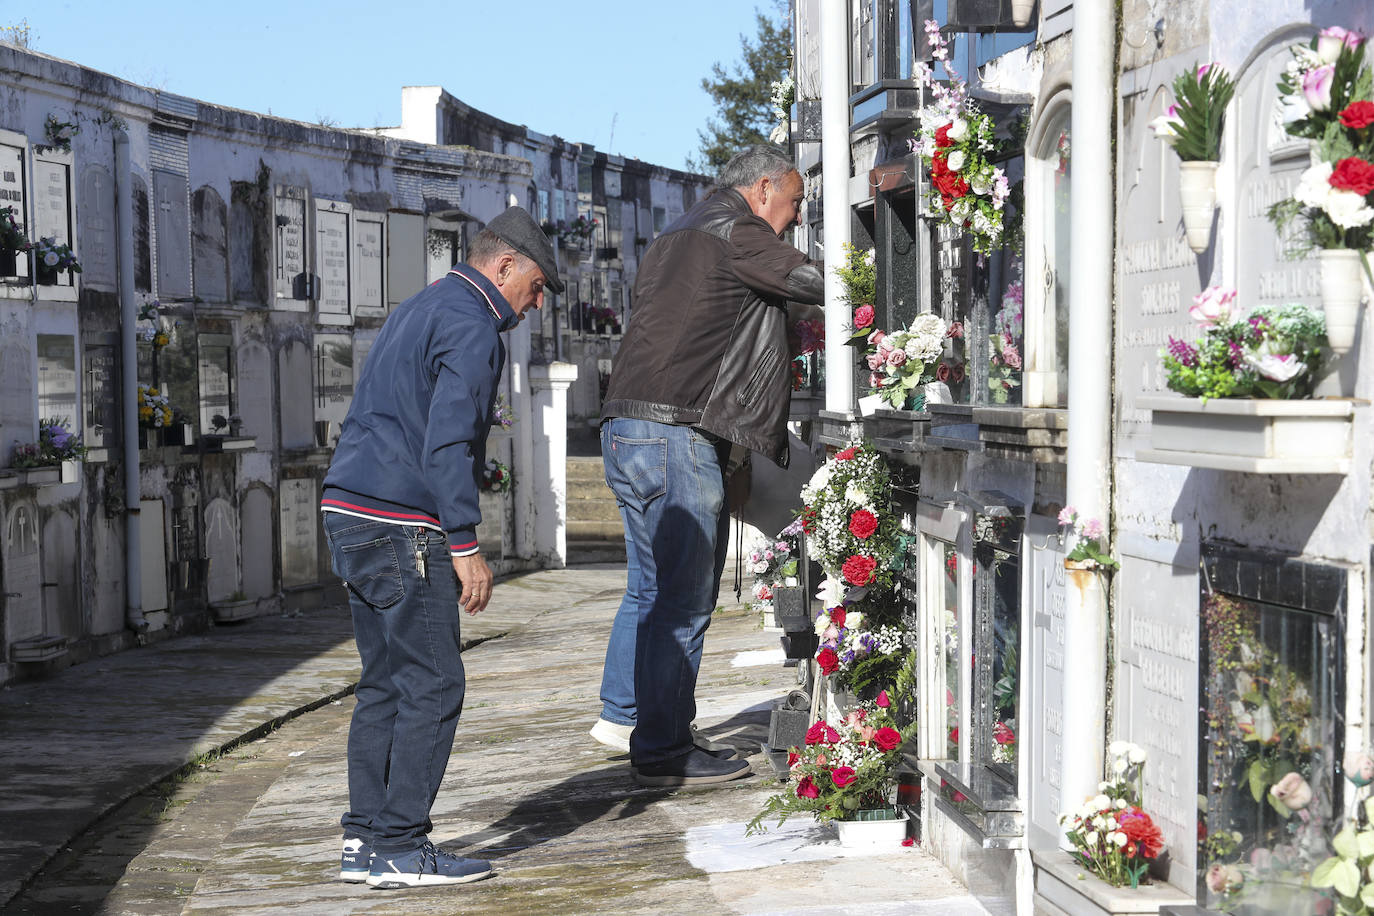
[567, 519, 626, 540]
[566, 540, 628, 564]
[565, 498, 622, 522]
[566, 456, 608, 484]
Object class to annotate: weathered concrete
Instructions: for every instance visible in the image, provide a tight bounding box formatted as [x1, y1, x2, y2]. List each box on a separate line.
[3, 565, 982, 914]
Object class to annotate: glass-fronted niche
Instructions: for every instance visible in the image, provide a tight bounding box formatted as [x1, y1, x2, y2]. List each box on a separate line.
[917, 500, 968, 763]
[973, 509, 1023, 784]
[1198, 549, 1345, 915]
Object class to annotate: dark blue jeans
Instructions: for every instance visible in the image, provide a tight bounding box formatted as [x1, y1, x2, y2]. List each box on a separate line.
[598, 418, 730, 765]
[323, 513, 464, 855]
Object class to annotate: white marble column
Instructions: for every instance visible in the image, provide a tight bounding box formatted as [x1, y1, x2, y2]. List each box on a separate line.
[529, 362, 578, 568]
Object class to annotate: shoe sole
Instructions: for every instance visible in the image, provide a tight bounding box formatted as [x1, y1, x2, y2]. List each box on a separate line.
[340, 869, 370, 882]
[367, 869, 493, 889]
[633, 764, 753, 787]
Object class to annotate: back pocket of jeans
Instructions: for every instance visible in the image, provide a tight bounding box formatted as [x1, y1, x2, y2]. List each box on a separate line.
[612, 435, 667, 504]
[337, 536, 405, 608]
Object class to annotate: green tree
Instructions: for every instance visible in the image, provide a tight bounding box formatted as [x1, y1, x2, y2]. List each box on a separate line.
[689, 2, 792, 175]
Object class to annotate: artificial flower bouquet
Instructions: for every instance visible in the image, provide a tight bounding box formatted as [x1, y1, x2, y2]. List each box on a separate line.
[0, 205, 29, 254]
[480, 458, 512, 493]
[1059, 742, 1165, 889]
[748, 520, 803, 618]
[10, 417, 86, 468]
[1057, 505, 1118, 571]
[33, 236, 80, 275]
[836, 243, 876, 340]
[1161, 286, 1327, 401]
[137, 385, 173, 429]
[1269, 27, 1374, 254]
[910, 20, 1013, 255]
[747, 688, 916, 834]
[799, 441, 900, 595]
[492, 393, 516, 430]
[1148, 63, 1236, 161]
[988, 269, 1024, 404]
[861, 313, 951, 411]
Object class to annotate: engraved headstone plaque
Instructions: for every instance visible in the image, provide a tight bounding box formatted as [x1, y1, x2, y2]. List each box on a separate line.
[153, 169, 191, 299]
[36, 334, 77, 424]
[192, 186, 229, 302]
[1026, 514, 1066, 850]
[3, 502, 42, 642]
[279, 477, 319, 588]
[314, 332, 354, 445]
[0, 143, 29, 281]
[354, 211, 386, 317]
[33, 159, 71, 244]
[197, 333, 232, 433]
[316, 203, 350, 322]
[275, 188, 308, 308]
[82, 341, 117, 448]
[79, 166, 116, 288]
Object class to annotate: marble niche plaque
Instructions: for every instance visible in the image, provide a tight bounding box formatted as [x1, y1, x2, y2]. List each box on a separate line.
[313, 333, 354, 447]
[83, 341, 118, 449]
[277, 339, 314, 449]
[36, 334, 77, 425]
[1025, 514, 1066, 850]
[240, 487, 275, 600]
[3, 502, 43, 643]
[152, 169, 191, 300]
[353, 211, 386, 317]
[41, 510, 78, 636]
[315, 202, 350, 324]
[33, 158, 74, 290]
[78, 166, 116, 289]
[274, 188, 308, 309]
[1116, 72, 1201, 456]
[203, 497, 240, 603]
[279, 477, 319, 588]
[1113, 554, 1200, 889]
[0, 143, 28, 282]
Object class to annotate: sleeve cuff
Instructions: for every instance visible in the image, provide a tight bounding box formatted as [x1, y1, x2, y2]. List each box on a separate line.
[448, 529, 479, 557]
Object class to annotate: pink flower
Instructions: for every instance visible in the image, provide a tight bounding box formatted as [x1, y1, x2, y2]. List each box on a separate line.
[1081, 518, 1105, 540]
[1271, 772, 1313, 811]
[876, 690, 890, 708]
[946, 320, 964, 339]
[1317, 26, 1364, 63]
[1057, 505, 1077, 527]
[886, 348, 907, 368]
[901, 837, 916, 847]
[1196, 62, 1213, 78]
[831, 766, 857, 787]
[853, 304, 875, 329]
[1189, 286, 1238, 327]
[869, 330, 886, 349]
[1303, 64, 1335, 111]
[869, 372, 882, 388]
[1001, 343, 1021, 370]
[866, 351, 885, 371]
[1345, 750, 1374, 787]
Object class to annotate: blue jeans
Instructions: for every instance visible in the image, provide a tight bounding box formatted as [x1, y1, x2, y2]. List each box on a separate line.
[598, 418, 730, 765]
[323, 513, 464, 855]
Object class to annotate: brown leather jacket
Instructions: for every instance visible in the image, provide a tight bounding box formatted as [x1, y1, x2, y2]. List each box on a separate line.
[600, 188, 824, 467]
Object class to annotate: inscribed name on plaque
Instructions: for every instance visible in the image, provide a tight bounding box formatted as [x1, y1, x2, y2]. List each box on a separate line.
[354, 213, 385, 316]
[275, 189, 307, 306]
[278, 478, 318, 588]
[316, 205, 350, 321]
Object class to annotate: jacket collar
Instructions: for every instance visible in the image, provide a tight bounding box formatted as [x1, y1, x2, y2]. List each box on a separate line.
[448, 263, 519, 332]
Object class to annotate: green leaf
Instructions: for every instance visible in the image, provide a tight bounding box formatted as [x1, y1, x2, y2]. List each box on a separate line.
[1334, 858, 1361, 898]
[1248, 759, 1269, 802]
[1334, 825, 1360, 860]
[1356, 828, 1374, 860]
[1360, 881, 1374, 908]
[1266, 790, 1292, 819]
[1311, 856, 1341, 888]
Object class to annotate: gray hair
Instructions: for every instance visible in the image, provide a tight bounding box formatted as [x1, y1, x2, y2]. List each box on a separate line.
[468, 228, 521, 268]
[717, 144, 795, 191]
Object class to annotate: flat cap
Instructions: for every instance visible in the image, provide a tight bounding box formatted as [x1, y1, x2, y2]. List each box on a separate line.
[486, 206, 565, 294]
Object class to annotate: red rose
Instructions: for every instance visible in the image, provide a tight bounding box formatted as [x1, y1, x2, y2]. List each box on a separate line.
[1340, 100, 1374, 129]
[805, 720, 831, 744]
[853, 304, 875, 329]
[901, 837, 915, 847]
[1118, 807, 1165, 859]
[816, 646, 840, 675]
[758, 585, 773, 601]
[876, 690, 890, 708]
[841, 554, 877, 587]
[848, 509, 878, 540]
[787, 749, 800, 767]
[831, 766, 857, 787]
[796, 775, 820, 799]
[829, 607, 847, 629]
[936, 362, 952, 383]
[834, 446, 857, 461]
[800, 507, 817, 534]
[934, 123, 953, 148]
[873, 727, 902, 751]
[1330, 157, 1374, 196]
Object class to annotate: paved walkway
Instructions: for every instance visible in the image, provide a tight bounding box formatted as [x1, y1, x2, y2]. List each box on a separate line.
[1, 565, 985, 915]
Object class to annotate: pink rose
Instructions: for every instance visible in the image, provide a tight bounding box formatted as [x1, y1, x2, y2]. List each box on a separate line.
[869, 372, 882, 388]
[1303, 64, 1335, 111]
[876, 690, 890, 708]
[1206, 863, 1244, 894]
[1318, 26, 1364, 63]
[1271, 772, 1313, 811]
[869, 330, 886, 348]
[1002, 343, 1021, 370]
[886, 348, 907, 368]
[853, 304, 875, 329]
[866, 351, 885, 371]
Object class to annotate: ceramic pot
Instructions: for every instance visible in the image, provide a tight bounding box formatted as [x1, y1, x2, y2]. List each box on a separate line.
[1319, 248, 1364, 354]
[1011, 0, 1035, 27]
[1178, 161, 1218, 253]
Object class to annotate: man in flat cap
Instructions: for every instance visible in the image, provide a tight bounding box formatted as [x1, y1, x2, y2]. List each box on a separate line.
[321, 206, 560, 889]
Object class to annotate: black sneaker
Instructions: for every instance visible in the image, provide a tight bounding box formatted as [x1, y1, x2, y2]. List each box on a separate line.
[339, 836, 372, 882]
[633, 747, 753, 787]
[367, 841, 493, 889]
[692, 725, 740, 761]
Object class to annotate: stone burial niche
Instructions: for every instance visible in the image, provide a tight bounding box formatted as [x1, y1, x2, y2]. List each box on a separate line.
[1196, 542, 1346, 914]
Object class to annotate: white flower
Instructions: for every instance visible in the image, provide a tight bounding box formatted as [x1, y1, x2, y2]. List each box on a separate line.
[1111, 832, 1128, 848]
[751, 560, 770, 574]
[1115, 799, 1128, 809]
[862, 248, 875, 267]
[1127, 745, 1146, 764]
[947, 118, 968, 141]
[1107, 740, 1129, 758]
[845, 482, 870, 506]
[1293, 160, 1334, 209]
[43, 251, 59, 267]
[1112, 757, 1128, 774]
[947, 150, 967, 172]
[1091, 794, 1110, 810]
[1246, 352, 1306, 383]
[768, 123, 788, 144]
[1324, 187, 1374, 229]
[1085, 831, 1099, 845]
[1098, 780, 1113, 792]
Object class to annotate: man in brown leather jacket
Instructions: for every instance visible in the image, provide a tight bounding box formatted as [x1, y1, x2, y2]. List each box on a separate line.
[592, 144, 825, 786]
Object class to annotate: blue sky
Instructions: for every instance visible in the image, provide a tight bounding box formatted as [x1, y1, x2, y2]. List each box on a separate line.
[11, 0, 780, 172]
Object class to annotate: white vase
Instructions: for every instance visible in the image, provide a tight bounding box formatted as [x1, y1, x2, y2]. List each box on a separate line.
[834, 809, 907, 848]
[1178, 161, 1218, 254]
[923, 381, 952, 405]
[1011, 0, 1035, 27]
[1319, 249, 1365, 354]
[857, 394, 885, 417]
[60, 459, 79, 484]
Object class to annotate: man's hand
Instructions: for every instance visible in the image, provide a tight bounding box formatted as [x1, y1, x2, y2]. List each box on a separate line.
[452, 553, 493, 615]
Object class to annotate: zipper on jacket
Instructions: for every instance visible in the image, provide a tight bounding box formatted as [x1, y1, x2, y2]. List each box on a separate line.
[735, 346, 781, 408]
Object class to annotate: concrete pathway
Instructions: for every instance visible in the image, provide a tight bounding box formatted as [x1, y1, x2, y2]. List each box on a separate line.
[2, 564, 985, 915]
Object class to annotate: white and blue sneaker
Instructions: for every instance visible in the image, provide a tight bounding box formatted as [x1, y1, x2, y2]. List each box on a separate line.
[366, 840, 493, 889]
[339, 836, 373, 882]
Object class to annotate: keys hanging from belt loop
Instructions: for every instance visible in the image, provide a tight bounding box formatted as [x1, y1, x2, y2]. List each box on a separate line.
[413, 528, 427, 579]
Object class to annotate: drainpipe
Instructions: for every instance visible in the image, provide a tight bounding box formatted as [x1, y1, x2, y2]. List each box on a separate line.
[820, 0, 853, 414]
[1060, 0, 1117, 836]
[115, 129, 146, 633]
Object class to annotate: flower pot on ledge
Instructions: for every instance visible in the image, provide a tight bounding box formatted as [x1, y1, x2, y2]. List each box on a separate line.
[1137, 395, 1358, 474]
[1178, 161, 1218, 254]
[36, 264, 60, 286]
[1011, 0, 1035, 26]
[1032, 850, 1192, 916]
[834, 808, 908, 848]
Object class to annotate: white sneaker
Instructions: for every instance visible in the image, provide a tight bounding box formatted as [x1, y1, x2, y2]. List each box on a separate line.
[590, 718, 633, 753]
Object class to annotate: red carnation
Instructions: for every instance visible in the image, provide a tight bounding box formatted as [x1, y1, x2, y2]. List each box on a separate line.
[831, 766, 857, 787]
[758, 585, 773, 601]
[1117, 807, 1165, 859]
[873, 727, 902, 751]
[816, 646, 840, 675]
[934, 123, 954, 148]
[828, 608, 847, 630]
[834, 446, 857, 461]
[848, 509, 878, 539]
[853, 304, 875, 329]
[796, 776, 820, 799]
[841, 554, 877, 587]
[1340, 100, 1374, 129]
[800, 506, 817, 534]
[1330, 157, 1374, 196]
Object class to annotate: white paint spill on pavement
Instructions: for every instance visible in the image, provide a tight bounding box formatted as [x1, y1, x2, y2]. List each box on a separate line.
[731, 648, 787, 668]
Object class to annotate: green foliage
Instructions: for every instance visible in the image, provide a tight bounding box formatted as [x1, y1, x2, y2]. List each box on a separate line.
[1308, 798, 1374, 912]
[1170, 65, 1236, 161]
[690, 2, 792, 174]
[1162, 303, 1327, 401]
[1279, 40, 1374, 146]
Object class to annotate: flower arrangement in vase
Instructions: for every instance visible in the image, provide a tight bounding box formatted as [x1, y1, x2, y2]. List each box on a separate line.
[10, 417, 86, 468]
[860, 313, 952, 411]
[909, 20, 1014, 256]
[1148, 62, 1236, 252]
[988, 267, 1024, 403]
[1056, 505, 1118, 571]
[1160, 286, 1328, 401]
[137, 385, 174, 429]
[491, 393, 516, 430]
[1059, 742, 1165, 889]
[32, 236, 80, 283]
[37, 113, 78, 154]
[1267, 26, 1373, 353]
[480, 458, 512, 493]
